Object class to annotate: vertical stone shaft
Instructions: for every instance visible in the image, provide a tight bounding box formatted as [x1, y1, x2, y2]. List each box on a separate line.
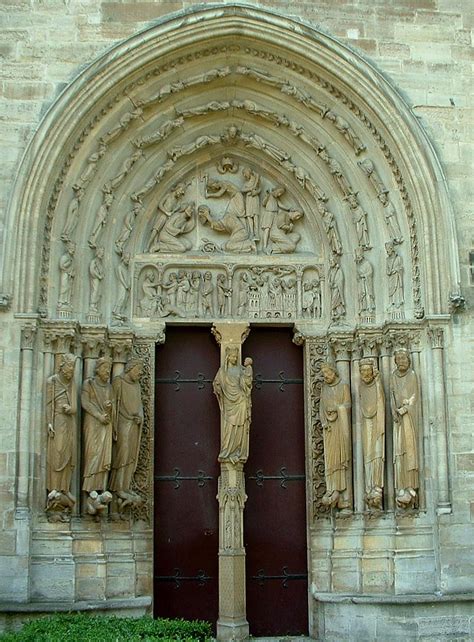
[212, 323, 250, 642]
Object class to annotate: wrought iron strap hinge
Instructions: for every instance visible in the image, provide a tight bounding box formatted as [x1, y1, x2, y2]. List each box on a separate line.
[248, 466, 305, 488]
[254, 371, 303, 391]
[251, 566, 308, 588]
[155, 371, 212, 391]
[155, 568, 212, 588]
[154, 468, 214, 489]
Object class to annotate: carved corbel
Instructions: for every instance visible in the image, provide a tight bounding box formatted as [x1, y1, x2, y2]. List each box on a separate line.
[20, 324, 37, 351]
[0, 293, 12, 311]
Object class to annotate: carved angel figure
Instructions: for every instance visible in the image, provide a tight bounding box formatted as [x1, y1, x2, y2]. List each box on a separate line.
[213, 347, 253, 465]
[82, 357, 114, 494]
[359, 358, 385, 509]
[320, 362, 352, 510]
[46, 353, 77, 497]
[391, 350, 419, 509]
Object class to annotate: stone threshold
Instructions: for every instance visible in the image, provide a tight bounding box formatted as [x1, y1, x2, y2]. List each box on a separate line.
[313, 591, 474, 604]
[0, 596, 151, 613]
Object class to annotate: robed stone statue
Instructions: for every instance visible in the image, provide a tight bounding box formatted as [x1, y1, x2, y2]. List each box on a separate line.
[359, 358, 385, 510]
[213, 347, 253, 465]
[391, 349, 419, 508]
[320, 362, 352, 510]
[81, 356, 114, 494]
[109, 358, 144, 506]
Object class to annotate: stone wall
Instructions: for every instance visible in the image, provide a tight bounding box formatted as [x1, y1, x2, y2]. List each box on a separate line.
[0, 1, 472, 639]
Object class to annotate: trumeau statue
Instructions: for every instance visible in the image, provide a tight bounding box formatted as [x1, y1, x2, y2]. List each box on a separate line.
[109, 358, 144, 510]
[46, 353, 77, 520]
[320, 362, 352, 511]
[391, 350, 419, 509]
[213, 347, 253, 465]
[359, 358, 385, 510]
[81, 357, 114, 497]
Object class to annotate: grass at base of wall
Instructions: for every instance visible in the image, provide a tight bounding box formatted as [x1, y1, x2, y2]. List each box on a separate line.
[0, 613, 213, 642]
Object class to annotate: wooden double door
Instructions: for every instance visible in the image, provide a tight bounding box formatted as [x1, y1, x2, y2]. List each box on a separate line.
[154, 326, 308, 637]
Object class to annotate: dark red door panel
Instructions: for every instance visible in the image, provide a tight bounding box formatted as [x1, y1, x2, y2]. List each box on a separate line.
[154, 327, 220, 626]
[244, 327, 308, 637]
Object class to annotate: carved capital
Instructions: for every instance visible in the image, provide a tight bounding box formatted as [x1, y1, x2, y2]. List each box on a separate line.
[330, 334, 353, 361]
[212, 322, 249, 349]
[428, 326, 444, 350]
[41, 321, 77, 354]
[108, 330, 134, 363]
[80, 325, 107, 359]
[21, 324, 37, 350]
[357, 332, 382, 358]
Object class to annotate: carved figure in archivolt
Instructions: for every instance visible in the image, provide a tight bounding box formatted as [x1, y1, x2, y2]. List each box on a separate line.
[89, 190, 114, 249]
[241, 131, 290, 164]
[100, 107, 143, 146]
[89, 246, 105, 314]
[320, 362, 352, 510]
[328, 257, 345, 321]
[168, 134, 220, 162]
[198, 204, 255, 254]
[385, 242, 404, 310]
[46, 353, 77, 511]
[214, 347, 253, 465]
[61, 187, 84, 241]
[112, 253, 131, 323]
[355, 248, 375, 318]
[323, 109, 366, 155]
[115, 202, 143, 255]
[241, 167, 261, 240]
[135, 116, 184, 148]
[73, 146, 106, 191]
[319, 203, 342, 256]
[177, 100, 230, 118]
[358, 158, 386, 196]
[345, 193, 371, 250]
[318, 147, 352, 196]
[378, 191, 403, 245]
[148, 182, 187, 252]
[58, 241, 76, 309]
[82, 357, 114, 494]
[155, 202, 196, 253]
[109, 359, 144, 508]
[359, 358, 385, 510]
[391, 350, 419, 509]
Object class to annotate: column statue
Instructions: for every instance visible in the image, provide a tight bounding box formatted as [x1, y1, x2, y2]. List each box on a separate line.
[320, 362, 352, 510]
[359, 358, 385, 510]
[109, 358, 144, 511]
[391, 349, 419, 509]
[46, 353, 77, 520]
[213, 347, 253, 465]
[81, 357, 114, 498]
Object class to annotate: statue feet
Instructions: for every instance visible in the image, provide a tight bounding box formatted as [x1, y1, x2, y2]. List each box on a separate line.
[366, 486, 383, 510]
[115, 490, 144, 517]
[46, 490, 76, 522]
[396, 487, 417, 509]
[322, 490, 339, 508]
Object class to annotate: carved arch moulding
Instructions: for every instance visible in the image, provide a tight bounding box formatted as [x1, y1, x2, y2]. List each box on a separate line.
[1, 3, 460, 327]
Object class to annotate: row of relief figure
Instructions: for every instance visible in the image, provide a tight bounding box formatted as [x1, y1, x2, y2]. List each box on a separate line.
[137, 266, 322, 320]
[320, 349, 419, 512]
[46, 354, 144, 521]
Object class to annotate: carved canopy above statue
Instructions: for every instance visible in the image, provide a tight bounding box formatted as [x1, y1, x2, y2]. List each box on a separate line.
[2, 4, 460, 325]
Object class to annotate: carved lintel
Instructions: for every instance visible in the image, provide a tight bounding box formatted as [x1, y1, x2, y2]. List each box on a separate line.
[428, 326, 444, 350]
[21, 324, 37, 350]
[0, 293, 12, 310]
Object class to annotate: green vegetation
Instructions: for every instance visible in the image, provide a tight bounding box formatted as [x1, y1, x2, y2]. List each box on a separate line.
[0, 613, 213, 642]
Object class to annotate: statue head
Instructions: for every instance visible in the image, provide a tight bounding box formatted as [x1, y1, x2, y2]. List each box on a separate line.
[225, 346, 239, 368]
[385, 241, 394, 256]
[359, 358, 377, 384]
[321, 362, 338, 385]
[124, 358, 142, 381]
[394, 349, 410, 373]
[59, 353, 76, 380]
[95, 357, 112, 382]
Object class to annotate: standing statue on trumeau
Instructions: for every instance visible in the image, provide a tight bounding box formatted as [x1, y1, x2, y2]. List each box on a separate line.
[81, 357, 114, 506]
[391, 349, 419, 509]
[359, 358, 385, 510]
[46, 353, 77, 521]
[320, 362, 352, 511]
[109, 358, 144, 512]
[213, 347, 253, 465]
